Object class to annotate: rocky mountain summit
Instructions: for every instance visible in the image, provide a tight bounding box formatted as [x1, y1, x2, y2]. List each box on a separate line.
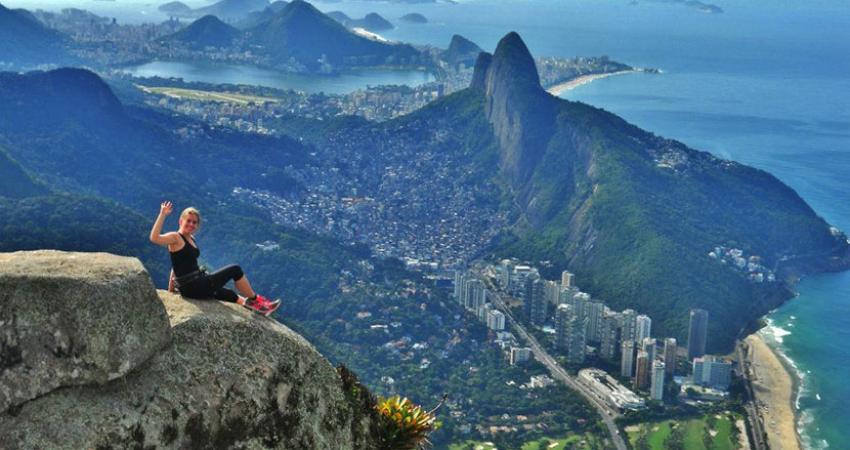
[0, 251, 377, 449]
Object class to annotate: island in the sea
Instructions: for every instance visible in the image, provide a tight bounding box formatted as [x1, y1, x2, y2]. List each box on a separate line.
[399, 12, 428, 24]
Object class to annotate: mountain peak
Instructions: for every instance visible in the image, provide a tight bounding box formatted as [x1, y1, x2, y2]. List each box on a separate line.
[473, 32, 555, 190]
[470, 51, 491, 90]
[0, 68, 122, 126]
[164, 14, 241, 48]
[441, 34, 484, 70]
[487, 31, 542, 92]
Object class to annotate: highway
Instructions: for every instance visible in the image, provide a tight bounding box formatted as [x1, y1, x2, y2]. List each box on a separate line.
[479, 273, 628, 450]
[736, 340, 768, 450]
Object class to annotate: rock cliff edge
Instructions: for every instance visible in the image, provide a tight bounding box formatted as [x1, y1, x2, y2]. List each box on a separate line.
[0, 250, 377, 450]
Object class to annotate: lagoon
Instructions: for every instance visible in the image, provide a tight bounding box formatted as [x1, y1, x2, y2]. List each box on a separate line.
[122, 60, 435, 94]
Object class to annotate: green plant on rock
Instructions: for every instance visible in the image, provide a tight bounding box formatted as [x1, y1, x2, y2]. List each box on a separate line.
[375, 395, 443, 450]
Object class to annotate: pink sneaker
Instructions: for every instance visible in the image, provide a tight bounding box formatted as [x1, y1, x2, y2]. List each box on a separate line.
[244, 295, 280, 317]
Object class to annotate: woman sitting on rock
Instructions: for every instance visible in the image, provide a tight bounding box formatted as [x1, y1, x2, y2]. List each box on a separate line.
[149, 201, 279, 316]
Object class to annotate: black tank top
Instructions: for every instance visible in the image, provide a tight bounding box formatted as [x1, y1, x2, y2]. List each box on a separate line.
[170, 233, 200, 277]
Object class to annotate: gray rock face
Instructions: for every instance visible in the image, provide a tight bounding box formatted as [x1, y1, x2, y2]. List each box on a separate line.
[0, 289, 378, 449]
[0, 250, 171, 415]
[472, 32, 556, 200]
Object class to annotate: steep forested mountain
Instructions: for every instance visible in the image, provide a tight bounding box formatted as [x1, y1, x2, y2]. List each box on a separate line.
[161, 15, 242, 49]
[236, 1, 289, 28]
[273, 33, 849, 350]
[469, 34, 848, 349]
[0, 2, 72, 68]
[0, 147, 46, 199]
[0, 67, 318, 285]
[440, 34, 484, 70]
[193, 0, 270, 21]
[248, 0, 422, 70]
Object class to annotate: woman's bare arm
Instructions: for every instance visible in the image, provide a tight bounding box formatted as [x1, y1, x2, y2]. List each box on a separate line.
[150, 201, 179, 247]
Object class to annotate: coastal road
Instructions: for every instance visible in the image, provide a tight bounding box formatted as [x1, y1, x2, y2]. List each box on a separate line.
[736, 340, 768, 450]
[478, 274, 628, 450]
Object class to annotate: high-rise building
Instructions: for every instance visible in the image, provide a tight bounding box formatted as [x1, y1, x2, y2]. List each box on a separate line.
[465, 279, 487, 311]
[512, 266, 536, 296]
[478, 302, 492, 322]
[621, 340, 636, 378]
[487, 309, 506, 331]
[544, 280, 561, 306]
[523, 277, 547, 325]
[567, 313, 588, 364]
[510, 347, 532, 365]
[500, 259, 514, 289]
[650, 361, 666, 401]
[687, 309, 709, 361]
[453, 271, 466, 305]
[663, 338, 677, 378]
[561, 270, 574, 287]
[620, 309, 637, 343]
[642, 337, 657, 363]
[558, 286, 578, 305]
[634, 351, 651, 390]
[600, 314, 620, 360]
[636, 315, 652, 343]
[572, 292, 590, 320]
[586, 301, 605, 343]
[693, 356, 732, 389]
[555, 304, 572, 350]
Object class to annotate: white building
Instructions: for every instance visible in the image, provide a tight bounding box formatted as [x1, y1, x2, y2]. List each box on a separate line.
[692, 356, 732, 389]
[487, 309, 506, 331]
[510, 347, 532, 365]
[561, 270, 574, 287]
[579, 368, 645, 411]
[650, 361, 666, 401]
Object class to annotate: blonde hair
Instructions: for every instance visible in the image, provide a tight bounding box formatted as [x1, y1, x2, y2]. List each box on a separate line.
[180, 207, 201, 227]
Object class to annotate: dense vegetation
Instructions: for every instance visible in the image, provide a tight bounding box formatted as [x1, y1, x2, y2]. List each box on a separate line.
[457, 33, 846, 351]
[494, 97, 844, 350]
[248, 0, 423, 71]
[161, 15, 242, 49]
[0, 2, 73, 67]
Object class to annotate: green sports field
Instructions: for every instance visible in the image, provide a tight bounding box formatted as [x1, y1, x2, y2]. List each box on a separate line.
[449, 433, 599, 450]
[626, 412, 744, 450]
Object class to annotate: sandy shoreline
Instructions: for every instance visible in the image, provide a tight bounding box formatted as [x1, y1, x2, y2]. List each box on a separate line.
[744, 334, 801, 450]
[546, 70, 638, 96]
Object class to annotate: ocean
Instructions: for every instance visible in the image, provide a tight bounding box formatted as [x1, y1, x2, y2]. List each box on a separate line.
[5, 0, 850, 447]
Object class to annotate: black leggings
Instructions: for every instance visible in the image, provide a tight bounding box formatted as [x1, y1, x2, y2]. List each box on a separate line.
[179, 264, 244, 303]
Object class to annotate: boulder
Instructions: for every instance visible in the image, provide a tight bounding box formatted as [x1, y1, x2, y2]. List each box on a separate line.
[0, 291, 378, 449]
[0, 250, 171, 415]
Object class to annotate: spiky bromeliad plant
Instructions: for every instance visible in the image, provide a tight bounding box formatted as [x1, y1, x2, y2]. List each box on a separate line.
[375, 394, 444, 450]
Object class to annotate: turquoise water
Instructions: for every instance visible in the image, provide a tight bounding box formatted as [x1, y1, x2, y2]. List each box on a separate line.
[9, 1, 850, 447]
[122, 60, 435, 94]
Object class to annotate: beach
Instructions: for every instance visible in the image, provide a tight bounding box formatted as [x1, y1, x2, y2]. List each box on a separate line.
[546, 70, 638, 96]
[744, 334, 801, 450]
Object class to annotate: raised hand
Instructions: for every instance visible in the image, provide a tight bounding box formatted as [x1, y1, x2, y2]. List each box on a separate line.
[160, 201, 173, 217]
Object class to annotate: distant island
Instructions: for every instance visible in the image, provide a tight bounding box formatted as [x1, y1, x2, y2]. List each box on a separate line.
[158, 1, 192, 16]
[328, 11, 395, 32]
[399, 13, 428, 24]
[640, 0, 724, 14]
